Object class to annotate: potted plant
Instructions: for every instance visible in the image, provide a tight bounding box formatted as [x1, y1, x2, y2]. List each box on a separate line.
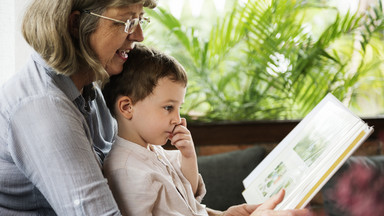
[144, 0, 384, 154]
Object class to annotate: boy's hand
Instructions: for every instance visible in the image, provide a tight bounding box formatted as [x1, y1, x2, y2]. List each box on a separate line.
[169, 118, 199, 194]
[169, 118, 196, 159]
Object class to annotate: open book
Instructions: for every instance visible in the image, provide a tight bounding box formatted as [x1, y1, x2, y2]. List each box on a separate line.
[242, 93, 373, 210]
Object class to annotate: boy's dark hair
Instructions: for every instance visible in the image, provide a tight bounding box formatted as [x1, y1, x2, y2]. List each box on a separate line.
[102, 44, 188, 117]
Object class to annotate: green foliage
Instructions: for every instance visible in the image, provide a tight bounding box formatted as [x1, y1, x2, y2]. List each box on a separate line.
[145, 0, 384, 121]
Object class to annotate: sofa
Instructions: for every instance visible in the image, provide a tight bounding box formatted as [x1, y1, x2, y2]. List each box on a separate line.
[197, 145, 266, 211]
[197, 146, 384, 214]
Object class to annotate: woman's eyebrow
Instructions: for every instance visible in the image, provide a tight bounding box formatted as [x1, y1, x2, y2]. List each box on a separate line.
[117, 11, 145, 18]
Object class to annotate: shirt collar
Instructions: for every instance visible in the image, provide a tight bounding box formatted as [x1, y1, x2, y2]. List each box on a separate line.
[115, 136, 171, 168]
[31, 51, 82, 102]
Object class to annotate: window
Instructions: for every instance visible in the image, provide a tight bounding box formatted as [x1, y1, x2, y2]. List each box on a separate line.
[0, 0, 32, 85]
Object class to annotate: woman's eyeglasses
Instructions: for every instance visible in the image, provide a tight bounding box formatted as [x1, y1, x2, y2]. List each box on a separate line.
[82, 10, 150, 34]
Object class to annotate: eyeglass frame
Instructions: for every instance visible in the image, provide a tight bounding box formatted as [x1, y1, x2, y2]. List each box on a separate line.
[82, 9, 150, 34]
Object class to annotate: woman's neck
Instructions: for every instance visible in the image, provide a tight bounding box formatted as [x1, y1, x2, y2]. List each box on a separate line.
[70, 69, 94, 92]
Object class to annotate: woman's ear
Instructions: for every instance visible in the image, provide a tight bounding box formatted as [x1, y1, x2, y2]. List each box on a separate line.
[116, 96, 134, 120]
[68, 11, 81, 38]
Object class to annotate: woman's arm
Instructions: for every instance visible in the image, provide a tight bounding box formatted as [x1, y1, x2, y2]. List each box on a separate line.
[10, 96, 120, 215]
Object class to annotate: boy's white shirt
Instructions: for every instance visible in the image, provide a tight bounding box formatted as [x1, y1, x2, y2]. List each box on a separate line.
[103, 136, 208, 216]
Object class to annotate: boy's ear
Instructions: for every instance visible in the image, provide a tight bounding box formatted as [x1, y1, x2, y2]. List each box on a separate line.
[68, 10, 81, 38]
[116, 96, 134, 120]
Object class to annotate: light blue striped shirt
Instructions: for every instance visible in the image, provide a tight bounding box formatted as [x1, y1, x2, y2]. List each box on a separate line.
[0, 51, 121, 215]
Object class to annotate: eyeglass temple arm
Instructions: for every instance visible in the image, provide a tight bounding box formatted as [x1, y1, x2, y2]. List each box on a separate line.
[81, 9, 150, 26]
[81, 9, 126, 25]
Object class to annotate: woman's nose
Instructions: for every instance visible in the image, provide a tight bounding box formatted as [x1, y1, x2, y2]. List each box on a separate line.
[127, 25, 144, 42]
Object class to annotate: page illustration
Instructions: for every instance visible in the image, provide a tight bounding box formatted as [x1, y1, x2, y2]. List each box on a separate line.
[258, 162, 293, 198]
[293, 131, 328, 167]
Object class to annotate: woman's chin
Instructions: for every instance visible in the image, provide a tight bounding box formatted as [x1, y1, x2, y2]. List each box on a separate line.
[106, 65, 124, 76]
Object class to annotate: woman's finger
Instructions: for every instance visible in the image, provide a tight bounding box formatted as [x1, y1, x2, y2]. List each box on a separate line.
[257, 189, 285, 210]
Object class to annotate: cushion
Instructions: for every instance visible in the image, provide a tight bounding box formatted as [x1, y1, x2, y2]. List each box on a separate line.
[197, 145, 266, 211]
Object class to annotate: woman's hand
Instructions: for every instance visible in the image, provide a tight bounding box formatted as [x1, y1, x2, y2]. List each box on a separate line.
[221, 204, 259, 216]
[222, 190, 312, 216]
[250, 189, 311, 216]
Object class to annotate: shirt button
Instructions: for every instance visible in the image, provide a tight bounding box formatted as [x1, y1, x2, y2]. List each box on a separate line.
[74, 199, 80, 206]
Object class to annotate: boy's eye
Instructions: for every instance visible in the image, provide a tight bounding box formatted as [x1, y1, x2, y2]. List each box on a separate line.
[164, 106, 174, 111]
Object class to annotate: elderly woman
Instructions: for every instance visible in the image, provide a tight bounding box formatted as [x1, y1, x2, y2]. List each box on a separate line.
[0, 0, 156, 214]
[0, 0, 310, 215]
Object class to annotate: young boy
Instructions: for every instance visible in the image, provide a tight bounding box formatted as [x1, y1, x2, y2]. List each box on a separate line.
[102, 44, 208, 215]
[102, 45, 312, 216]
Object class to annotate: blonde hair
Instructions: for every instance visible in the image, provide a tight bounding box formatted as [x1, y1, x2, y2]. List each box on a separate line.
[22, 0, 157, 82]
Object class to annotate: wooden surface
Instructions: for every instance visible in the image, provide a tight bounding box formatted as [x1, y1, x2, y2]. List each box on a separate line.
[175, 118, 384, 156]
[187, 120, 299, 146]
[187, 118, 384, 146]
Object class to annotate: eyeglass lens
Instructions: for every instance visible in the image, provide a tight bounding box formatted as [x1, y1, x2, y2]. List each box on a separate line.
[125, 19, 148, 34]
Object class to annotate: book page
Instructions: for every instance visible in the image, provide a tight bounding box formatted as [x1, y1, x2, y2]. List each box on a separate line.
[242, 94, 373, 208]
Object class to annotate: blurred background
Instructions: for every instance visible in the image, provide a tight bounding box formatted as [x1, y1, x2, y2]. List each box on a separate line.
[2, 0, 384, 122]
[143, 0, 384, 121]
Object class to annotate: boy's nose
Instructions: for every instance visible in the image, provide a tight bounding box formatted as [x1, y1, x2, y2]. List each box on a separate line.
[171, 114, 181, 125]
